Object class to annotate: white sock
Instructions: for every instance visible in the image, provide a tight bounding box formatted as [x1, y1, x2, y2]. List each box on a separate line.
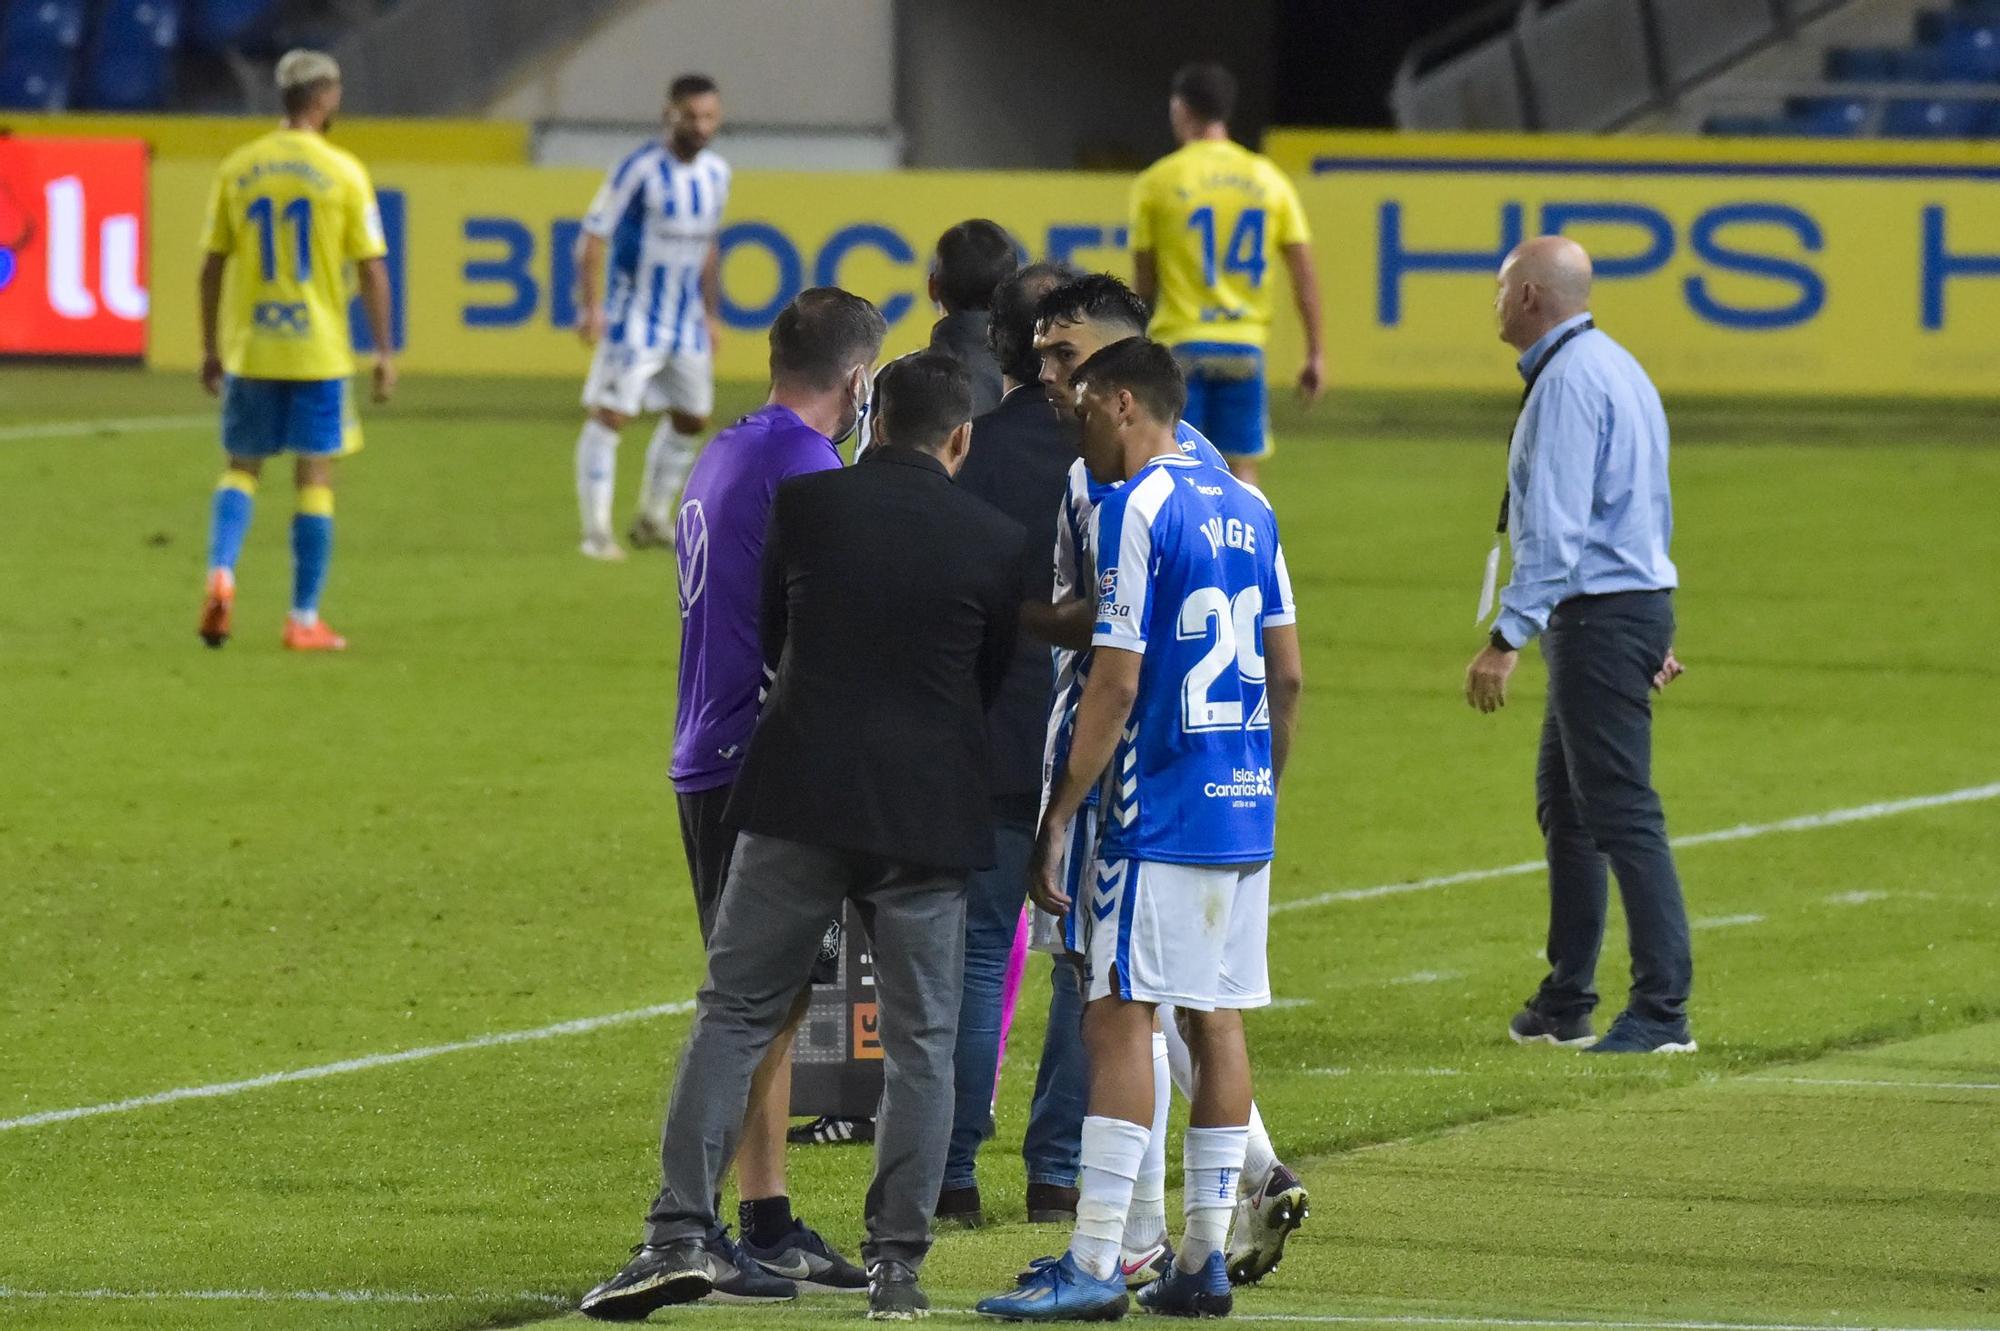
[1244, 1100, 1278, 1195]
[289, 608, 317, 628]
[1070, 1115, 1151, 1281]
[1162, 1004, 1195, 1100]
[1179, 1124, 1249, 1273]
[640, 419, 699, 525]
[1123, 1031, 1171, 1253]
[575, 419, 620, 541]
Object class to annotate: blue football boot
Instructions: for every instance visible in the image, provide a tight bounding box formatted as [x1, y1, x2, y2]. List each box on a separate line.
[977, 1251, 1130, 1321]
[1136, 1250, 1233, 1318]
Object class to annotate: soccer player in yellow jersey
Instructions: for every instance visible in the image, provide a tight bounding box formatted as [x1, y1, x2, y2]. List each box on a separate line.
[1130, 63, 1323, 487]
[196, 49, 396, 652]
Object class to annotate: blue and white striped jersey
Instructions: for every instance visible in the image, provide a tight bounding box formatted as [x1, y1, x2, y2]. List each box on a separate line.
[582, 140, 730, 357]
[1088, 452, 1295, 866]
[1041, 421, 1231, 814]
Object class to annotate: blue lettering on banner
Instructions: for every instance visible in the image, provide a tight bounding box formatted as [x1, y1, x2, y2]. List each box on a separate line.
[349, 187, 406, 353]
[463, 217, 539, 328]
[1376, 200, 1525, 326]
[812, 223, 915, 325]
[1682, 203, 1824, 330]
[1920, 205, 2000, 332]
[1540, 202, 1674, 280]
[717, 221, 803, 328]
[549, 219, 583, 329]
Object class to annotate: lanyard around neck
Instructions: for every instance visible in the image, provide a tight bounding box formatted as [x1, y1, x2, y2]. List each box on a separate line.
[1495, 318, 1594, 536]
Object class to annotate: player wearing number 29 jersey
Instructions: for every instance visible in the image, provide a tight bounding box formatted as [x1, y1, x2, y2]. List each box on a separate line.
[1091, 452, 1295, 865]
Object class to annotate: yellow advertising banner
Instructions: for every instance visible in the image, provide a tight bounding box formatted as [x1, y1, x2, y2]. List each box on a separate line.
[148, 161, 1136, 380]
[1278, 130, 2000, 396]
[146, 133, 2000, 395]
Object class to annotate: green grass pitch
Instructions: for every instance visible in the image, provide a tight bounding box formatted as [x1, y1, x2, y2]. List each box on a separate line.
[0, 368, 1995, 1331]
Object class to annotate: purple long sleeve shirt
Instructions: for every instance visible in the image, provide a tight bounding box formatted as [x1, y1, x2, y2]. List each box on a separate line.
[671, 403, 841, 793]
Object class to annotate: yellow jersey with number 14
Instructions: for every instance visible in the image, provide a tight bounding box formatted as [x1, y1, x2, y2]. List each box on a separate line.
[1129, 138, 1310, 350]
[200, 128, 386, 380]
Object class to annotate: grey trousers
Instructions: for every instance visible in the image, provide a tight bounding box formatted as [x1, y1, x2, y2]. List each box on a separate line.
[643, 831, 969, 1270]
[1532, 590, 1693, 1027]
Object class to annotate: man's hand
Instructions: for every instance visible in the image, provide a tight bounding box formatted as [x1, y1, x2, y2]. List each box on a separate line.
[1027, 815, 1072, 917]
[1652, 648, 1684, 693]
[199, 355, 225, 397]
[1465, 643, 1519, 713]
[1296, 355, 1324, 404]
[577, 306, 607, 347]
[371, 357, 398, 404]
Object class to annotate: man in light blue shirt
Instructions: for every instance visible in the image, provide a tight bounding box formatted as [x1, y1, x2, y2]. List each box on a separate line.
[1464, 236, 1694, 1056]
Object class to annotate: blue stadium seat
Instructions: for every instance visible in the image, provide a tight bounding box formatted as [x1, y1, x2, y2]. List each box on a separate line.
[1880, 96, 1991, 136]
[1935, 29, 2000, 79]
[188, 0, 274, 51]
[1825, 46, 1910, 81]
[0, 0, 88, 109]
[1784, 94, 1873, 134]
[81, 0, 182, 111]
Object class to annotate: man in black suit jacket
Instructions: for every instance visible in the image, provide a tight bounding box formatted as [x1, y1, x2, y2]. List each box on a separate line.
[934, 259, 1080, 1227]
[925, 218, 1016, 417]
[581, 352, 1025, 1322]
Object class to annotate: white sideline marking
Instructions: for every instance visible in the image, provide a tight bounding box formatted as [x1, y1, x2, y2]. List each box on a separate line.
[1390, 969, 1463, 985]
[0, 1000, 693, 1133]
[9, 781, 1997, 1137]
[1752, 1076, 2000, 1093]
[10, 1289, 1982, 1331]
[1223, 1317, 2000, 1331]
[1823, 889, 1889, 905]
[1692, 913, 1765, 930]
[0, 1285, 566, 1306]
[0, 413, 210, 442]
[1272, 780, 2000, 915]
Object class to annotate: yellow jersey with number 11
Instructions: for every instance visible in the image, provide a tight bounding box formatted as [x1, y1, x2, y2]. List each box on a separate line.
[1129, 138, 1310, 351]
[200, 128, 386, 381]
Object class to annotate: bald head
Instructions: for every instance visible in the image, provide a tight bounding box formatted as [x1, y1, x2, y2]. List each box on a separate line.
[1495, 236, 1594, 350]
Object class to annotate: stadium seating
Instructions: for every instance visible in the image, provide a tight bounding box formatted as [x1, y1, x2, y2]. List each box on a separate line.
[0, 0, 89, 109]
[1711, 1, 2000, 138]
[79, 0, 179, 110]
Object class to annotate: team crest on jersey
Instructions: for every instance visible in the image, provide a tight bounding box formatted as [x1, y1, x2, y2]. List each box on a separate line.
[1097, 568, 1127, 619]
[1099, 569, 1118, 599]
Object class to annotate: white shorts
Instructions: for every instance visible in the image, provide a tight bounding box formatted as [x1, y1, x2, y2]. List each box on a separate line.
[1030, 806, 1100, 956]
[581, 340, 714, 420]
[1081, 857, 1271, 1011]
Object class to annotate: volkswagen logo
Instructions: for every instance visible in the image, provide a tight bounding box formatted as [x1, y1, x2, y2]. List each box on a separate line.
[675, 499, 708, 616]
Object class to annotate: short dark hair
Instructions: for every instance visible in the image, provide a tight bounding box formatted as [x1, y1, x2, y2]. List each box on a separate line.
[1171, 63, 1236, 124]
[280, 81, 334, 117]
[932, 219, 1018, 313]
[1034, 273, 1150, 339]
[1073, 337, 1187, 427]
[669, 72, 719, 102]
[769, 287, 888, 391]
[875, 352, 973, 455]
[989, 260, 1079, 384]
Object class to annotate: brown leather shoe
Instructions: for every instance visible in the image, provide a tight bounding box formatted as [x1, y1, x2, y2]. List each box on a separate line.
[935, 1184, 984, 1228]
[1026, 1182, 1079, 1224]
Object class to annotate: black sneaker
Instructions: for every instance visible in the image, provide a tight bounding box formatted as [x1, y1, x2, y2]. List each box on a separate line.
[579, 1241, 714, 1321]
[1508, 1005, 1596, 1048]
[701, 1230, 798, 1303]
[741, 1218, 868, 1292]
[935, 1184, 984, 1228]
[1583, 1010, 1697, 1055]
[787, 1114, 875, 1145]
[867, 1259, 931, 1321]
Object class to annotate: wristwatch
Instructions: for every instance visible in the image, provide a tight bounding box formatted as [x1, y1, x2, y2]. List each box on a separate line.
[1489, 628, 1519, 654]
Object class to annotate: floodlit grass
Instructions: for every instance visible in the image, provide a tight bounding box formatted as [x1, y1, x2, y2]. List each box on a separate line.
[1, 369, 1995, 1330]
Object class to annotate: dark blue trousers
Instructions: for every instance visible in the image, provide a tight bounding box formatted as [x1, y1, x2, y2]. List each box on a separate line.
[1532, 590, 1693, 1027]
